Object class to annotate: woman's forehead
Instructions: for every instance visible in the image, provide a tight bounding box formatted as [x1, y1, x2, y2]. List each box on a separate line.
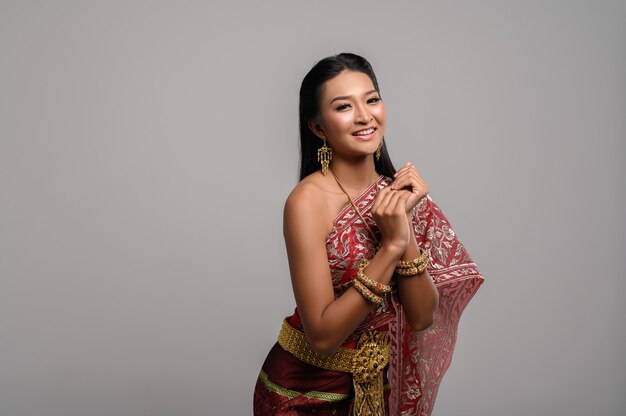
[321, 71, 376, 102]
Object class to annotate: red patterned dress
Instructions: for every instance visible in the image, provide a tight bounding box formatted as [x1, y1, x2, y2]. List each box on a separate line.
[253, 175, 484, 415]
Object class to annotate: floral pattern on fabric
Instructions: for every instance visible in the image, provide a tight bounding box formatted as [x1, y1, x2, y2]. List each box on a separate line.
[253, 175, 484, 416]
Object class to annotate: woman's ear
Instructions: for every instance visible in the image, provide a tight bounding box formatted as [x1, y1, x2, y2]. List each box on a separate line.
[307, 120, 326, 141]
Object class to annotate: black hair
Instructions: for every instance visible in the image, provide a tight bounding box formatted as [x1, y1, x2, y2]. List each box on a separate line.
[298, 52, 396, 181]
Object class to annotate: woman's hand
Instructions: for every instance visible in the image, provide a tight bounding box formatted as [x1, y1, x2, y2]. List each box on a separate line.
[371, 186, 412, 252]
[391, 162, 430, 214]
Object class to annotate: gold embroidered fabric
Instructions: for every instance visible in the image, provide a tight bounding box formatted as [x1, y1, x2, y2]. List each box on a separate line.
[253, 176, 485, 416]
[277, 319, 390, 416]
[257, 369, 350, 402]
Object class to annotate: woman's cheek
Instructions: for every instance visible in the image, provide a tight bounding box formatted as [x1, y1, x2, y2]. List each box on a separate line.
[327, 112, 353, 131]
[372, 106, 386, 123]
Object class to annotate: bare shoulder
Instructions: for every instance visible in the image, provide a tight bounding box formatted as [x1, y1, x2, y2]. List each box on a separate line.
[283, 172, 331, 240]
[284, 171, 327, 211]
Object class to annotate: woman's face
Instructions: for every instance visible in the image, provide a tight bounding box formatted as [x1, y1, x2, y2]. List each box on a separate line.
[309, 70, 386, 160]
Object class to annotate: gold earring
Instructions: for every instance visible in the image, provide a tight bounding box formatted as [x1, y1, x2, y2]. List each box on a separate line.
[318, 137, 332, 175]
[375, 139, 383, 161]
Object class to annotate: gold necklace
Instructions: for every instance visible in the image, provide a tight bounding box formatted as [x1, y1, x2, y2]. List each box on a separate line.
[328, 167, 381, 246]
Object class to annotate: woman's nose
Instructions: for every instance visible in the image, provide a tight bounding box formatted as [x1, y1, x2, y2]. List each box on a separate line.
[354, 102, 372, 123]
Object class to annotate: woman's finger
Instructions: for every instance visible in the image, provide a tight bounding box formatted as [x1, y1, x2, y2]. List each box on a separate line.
[372, 185, 390, 212]
[392, 190, 412, 213]
[396, 165, 419, 177]
[391, 171, 413, 189]
[393, 163, 412, 177]
[374, 185, 394, 214]
[393, 176, 421, 192]
[393, 172, 423, 191]
[383, 190, 403, 215]
[392, 167, 423, 187]
[378, 187, 398, 213]
[392, 162, 412, 176]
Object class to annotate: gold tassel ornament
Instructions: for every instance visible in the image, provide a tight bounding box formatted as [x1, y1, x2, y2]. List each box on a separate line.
[375, 139, 383, 161]
[318, 138, 332, 175]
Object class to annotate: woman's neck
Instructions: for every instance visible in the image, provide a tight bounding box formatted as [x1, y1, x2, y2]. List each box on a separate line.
[327, 157, 379, 193]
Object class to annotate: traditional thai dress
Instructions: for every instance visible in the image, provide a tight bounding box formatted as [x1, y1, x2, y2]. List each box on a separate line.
[253, 175, 484, 415]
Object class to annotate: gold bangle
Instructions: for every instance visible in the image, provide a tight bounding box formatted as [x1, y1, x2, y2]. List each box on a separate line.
[395, 249, 429, 276]
[396, 248, 428, 269]
[396, 259, 428, 275]
[353, 279, 383, 305]
[396, 266, 419, 276]
[396, 267, 417, 276]
[356, 260, 392, 295]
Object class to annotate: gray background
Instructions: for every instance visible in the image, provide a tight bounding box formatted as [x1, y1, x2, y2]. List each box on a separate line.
[1, 1, 624, 415]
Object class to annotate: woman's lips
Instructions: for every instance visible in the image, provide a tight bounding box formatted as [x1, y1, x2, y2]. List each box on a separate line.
[352, 128, 376, 141]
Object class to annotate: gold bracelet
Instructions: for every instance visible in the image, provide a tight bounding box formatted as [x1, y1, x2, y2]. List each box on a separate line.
[396, 266, 419, 276]
[395, 248, 429, 276]
[395, 259, 428, 275]
[353, 279, 383, 305]
[356, 260, 392, 295]
[396, 248, 428, 269]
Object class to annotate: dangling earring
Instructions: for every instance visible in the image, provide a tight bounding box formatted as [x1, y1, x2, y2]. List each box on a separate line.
[375, 138, 383, 161]
[318, 137, 332, 175]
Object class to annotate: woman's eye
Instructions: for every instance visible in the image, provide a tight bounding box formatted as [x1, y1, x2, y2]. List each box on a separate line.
[336, 97, 380, 111]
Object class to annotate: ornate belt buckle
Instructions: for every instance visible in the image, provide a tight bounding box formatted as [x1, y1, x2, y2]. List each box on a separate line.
[351, 331, 390, 383]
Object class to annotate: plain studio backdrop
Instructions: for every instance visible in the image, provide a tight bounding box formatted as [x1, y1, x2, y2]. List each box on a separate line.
[1, 1, 624, 415]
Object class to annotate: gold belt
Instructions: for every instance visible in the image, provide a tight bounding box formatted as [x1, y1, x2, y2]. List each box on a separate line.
[277, 319, 390, 416]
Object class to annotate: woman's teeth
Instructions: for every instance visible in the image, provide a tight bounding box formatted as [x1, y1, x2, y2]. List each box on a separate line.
[353, 128, 375, 136]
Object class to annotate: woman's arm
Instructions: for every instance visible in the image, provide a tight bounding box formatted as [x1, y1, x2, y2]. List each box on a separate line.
[284, 184, 408, 356]
[388, 162, 439, 330]
[396, 212, 439, 331]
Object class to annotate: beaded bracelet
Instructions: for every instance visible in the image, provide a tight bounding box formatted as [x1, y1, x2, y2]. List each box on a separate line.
[396, 248, 428, 270]
[356, 260, 392, 295]
[396, 266, 419, 276]
[397, 258, 429, 274]
[396, 248, 429, 276]
[395, 260, 428, 276]
[353, 279, 383, 305]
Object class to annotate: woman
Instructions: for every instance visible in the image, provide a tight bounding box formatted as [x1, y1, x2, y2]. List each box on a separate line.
[253, 53, 484, 416]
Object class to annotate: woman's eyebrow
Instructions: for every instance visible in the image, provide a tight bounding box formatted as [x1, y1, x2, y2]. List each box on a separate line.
[329, 89, 378, 105]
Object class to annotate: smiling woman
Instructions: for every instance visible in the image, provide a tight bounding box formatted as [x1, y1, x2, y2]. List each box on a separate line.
[252, 53, 484, 416]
